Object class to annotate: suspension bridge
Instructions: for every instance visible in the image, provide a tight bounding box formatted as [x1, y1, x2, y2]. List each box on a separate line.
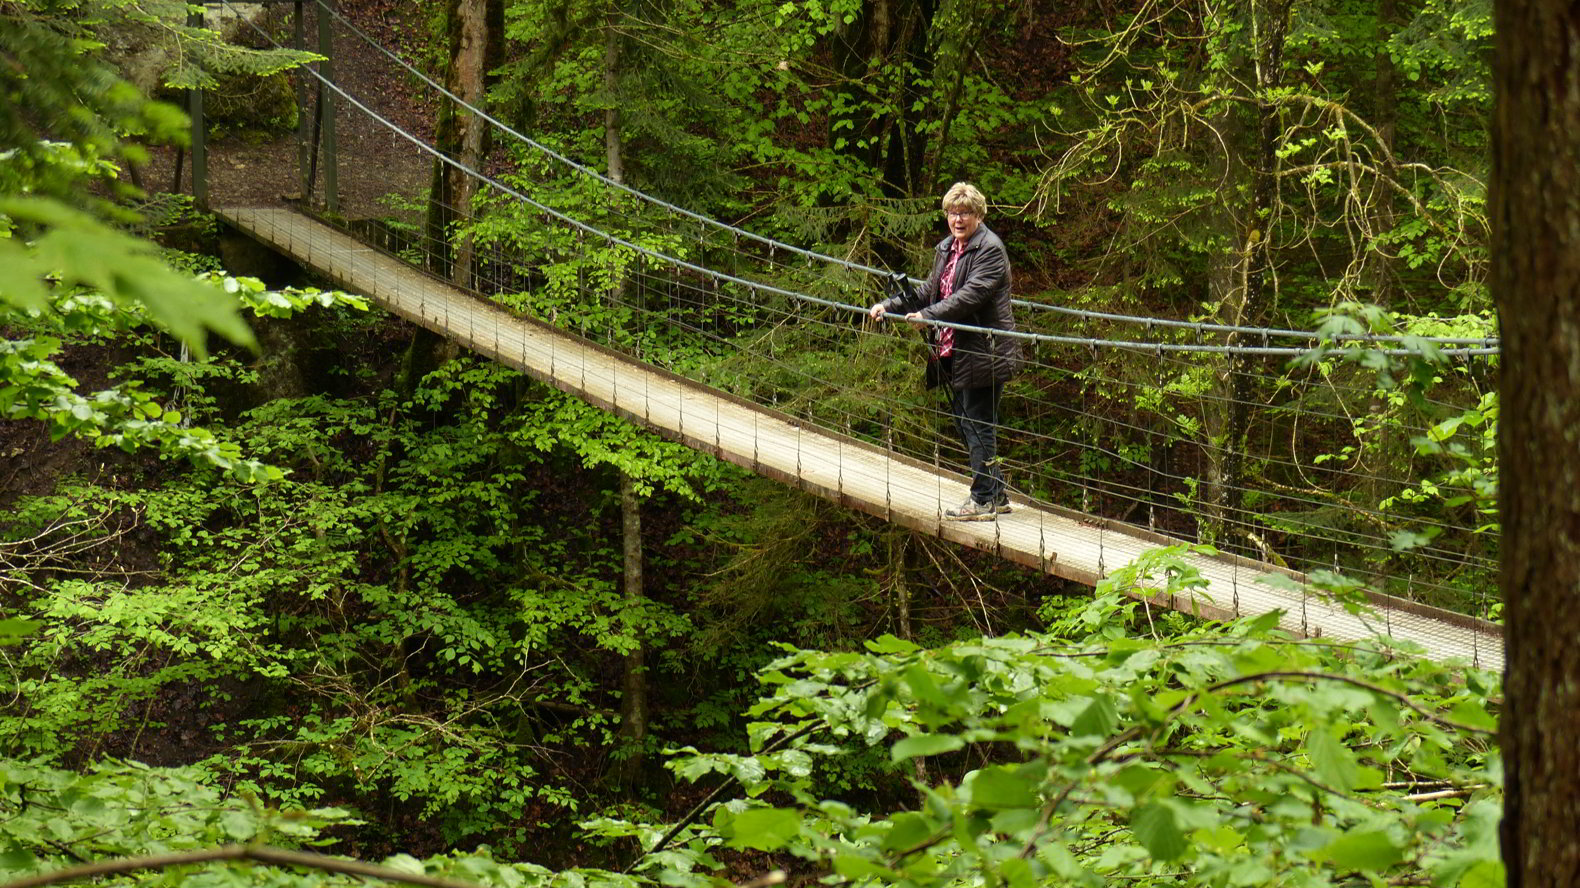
[200, 0, 1503, 668]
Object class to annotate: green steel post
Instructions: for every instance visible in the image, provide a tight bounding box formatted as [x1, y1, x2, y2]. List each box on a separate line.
[295, 0, 310, 199]
[317, 0, 338, 212]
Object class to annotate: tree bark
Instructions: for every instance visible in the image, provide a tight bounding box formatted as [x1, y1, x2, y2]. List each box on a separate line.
[604, 20, 624, 186]
[925, 0, 998, 187]
[604, 46, 649, 789]
[829, 0, 938, 199]
[611, 470, 649, 789]
[1203, 0, 1291, 552]
[1492, 1, 1580, 885]
[1225, 0, 1290, 519]
[889, 532, 928, 801]
[1370, 0, 1400, 308]
[424, 0, 503, 287]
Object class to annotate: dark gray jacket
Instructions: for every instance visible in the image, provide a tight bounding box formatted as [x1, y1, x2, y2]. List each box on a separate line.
[880, 224, 1020, 390]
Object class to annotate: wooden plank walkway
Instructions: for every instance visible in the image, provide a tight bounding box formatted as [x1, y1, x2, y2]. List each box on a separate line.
[219, 207, 1504, 670]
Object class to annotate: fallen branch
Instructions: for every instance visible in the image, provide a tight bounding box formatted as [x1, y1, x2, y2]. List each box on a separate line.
[0, 844, 484, 888]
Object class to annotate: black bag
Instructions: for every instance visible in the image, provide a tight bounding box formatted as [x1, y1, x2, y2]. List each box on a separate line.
[924, 353, 953, 390]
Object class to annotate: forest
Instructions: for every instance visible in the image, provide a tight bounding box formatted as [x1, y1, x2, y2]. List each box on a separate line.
[1, 0, 1577, 886]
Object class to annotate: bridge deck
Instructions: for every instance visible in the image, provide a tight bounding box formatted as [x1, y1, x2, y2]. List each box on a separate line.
[219, 207, 1503, 670]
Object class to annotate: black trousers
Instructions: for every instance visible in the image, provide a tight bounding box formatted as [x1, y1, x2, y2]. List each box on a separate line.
[949, 381, 1005, 504]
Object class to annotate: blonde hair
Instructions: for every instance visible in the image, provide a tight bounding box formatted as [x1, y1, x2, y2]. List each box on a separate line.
[941, 182, 987, 218]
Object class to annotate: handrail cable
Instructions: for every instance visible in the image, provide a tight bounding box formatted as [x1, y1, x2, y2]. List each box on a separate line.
[344, 193, 1496, 576]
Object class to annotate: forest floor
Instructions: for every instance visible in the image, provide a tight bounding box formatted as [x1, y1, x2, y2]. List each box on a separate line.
[140, 0, 437, 220]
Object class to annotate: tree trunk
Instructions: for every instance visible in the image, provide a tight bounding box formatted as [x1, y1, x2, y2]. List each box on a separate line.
[424, 0, 503, 287]
[1200, 187, 1239, 544]
[1205, 0, 1291, 552]
[604, 21, 624, 185]
[1491, 1, 1580, 884]
[887, 530, 913, 641]
[604, 41, 649, 789]
[887, 531, 928, 801]
[829, 0, 938, 198]
[925, 0, 999, 187]
[611, 470, 649, 789]
[1370, 0, 1400, 308]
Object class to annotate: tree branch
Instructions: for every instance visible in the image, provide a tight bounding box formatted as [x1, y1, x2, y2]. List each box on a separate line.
[1205, 670, 1495, 734]
[0, 845, 486, 888]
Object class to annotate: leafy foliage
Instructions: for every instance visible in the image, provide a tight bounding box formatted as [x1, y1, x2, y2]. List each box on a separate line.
[2, 345, 738, 851]
[0, 238, 367, 479]
[0, 0, 340, 480]
[620, 557, 1502, 888]
[2, 552, 1506, 888]
[0, 759, 351, 875]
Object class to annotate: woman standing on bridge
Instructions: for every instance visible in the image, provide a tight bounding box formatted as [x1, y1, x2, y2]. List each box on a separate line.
[868, 182, 1020, 521]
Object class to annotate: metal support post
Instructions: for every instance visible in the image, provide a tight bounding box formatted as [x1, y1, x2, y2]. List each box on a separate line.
[294, 0, 311, 199]
[317, 0, 339, 212]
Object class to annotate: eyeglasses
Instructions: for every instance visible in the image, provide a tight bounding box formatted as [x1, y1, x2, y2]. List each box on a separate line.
[945, 210, 976, 220]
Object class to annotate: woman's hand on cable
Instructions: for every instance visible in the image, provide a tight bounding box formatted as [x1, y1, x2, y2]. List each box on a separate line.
[868, 303, 888, 321]
[904, 311, 927, 329]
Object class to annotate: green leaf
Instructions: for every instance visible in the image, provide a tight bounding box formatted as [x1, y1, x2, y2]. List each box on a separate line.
[999, 856, 1036, 888]
[383, 855, 427, 875]
[0, 242, 49, 310]
[967, 765, 1037, 810]
[0, 618, 38, 643]
[892, 733, 964, 761]
[0, 847, 39, 873]
[880, 812, 936, 852]
[220, 809, 257, 840]
[865, 634, 919, 654]
[726, 807, 802, 851]
[1308, 830, 1405, 871]
[832, 854, 896, 880]
[1071, 693, 1120, 737]
[903, 664, 953, 709]
[1112, 764, 1171, 801]
[1460, 859, 1505, 888]
[1307, 726, 1358, 792]
[1449, 700, 1497, 732]
[1131, 801, 1187, 862]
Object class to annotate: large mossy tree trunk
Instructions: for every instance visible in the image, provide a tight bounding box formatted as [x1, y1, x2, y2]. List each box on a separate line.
[1491, 0, 1580, 883]
[424, 0, 503, 287]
